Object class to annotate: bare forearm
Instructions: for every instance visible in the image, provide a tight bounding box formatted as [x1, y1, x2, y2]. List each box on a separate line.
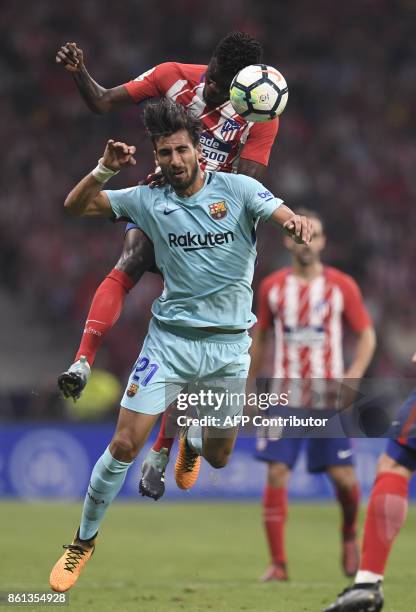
[345, 327, 376, 378]
[270, 204, 296, 227]
[268, 204, 312, 244]
[72, 68, 109, 113]
[64, 174, 104, 215]
[72, 68, 129, 114]
[64, 140, 135, 217]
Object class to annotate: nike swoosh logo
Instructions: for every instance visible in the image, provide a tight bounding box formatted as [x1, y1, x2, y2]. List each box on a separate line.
[337, 449, 353, 459]
[163, 208, 182, 215]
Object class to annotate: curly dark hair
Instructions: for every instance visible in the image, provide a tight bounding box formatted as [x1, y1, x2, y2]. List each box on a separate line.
[213, 31, 263, 78]
[143, 98, 202, 147]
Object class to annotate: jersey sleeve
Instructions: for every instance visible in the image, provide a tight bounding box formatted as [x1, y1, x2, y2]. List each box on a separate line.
[239, 119, 279, 167]
[123, 62, 180, 103]
[104, 186, 148, 231]
[338, 274, 372, 332]
[256, 277, 275, 330]
[237, 175, 283, 221]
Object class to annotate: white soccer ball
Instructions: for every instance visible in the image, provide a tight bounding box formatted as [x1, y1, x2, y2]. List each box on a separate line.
[229, 64, 289, 122]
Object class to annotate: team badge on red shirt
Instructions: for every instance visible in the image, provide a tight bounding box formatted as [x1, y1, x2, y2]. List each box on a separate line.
[209, 201, 227, 220]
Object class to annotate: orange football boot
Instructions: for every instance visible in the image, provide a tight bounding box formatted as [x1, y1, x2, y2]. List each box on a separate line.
[174, 431, 201, 490]
[49, 529, 96, 592]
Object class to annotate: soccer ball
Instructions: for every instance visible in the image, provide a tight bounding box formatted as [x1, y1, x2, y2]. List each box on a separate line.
[229, 64, 288, 122]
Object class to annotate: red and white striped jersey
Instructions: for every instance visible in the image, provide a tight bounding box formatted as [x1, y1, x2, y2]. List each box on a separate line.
[257, 266, 371, 382]
[124, 62, 279, 172]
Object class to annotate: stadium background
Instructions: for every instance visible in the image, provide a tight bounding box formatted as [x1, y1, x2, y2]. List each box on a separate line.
[1, 0, 416, 485]
[1, 3, 416, 608]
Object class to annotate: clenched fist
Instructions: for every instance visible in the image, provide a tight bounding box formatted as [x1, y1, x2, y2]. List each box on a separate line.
[101, 140, 136, 171]
[56, 42, 84, 73]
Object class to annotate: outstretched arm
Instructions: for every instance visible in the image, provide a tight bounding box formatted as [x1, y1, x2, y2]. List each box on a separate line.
[269, 205, 312, 244]
[64, 140, 136, 217]
[56, 43, 132, 114]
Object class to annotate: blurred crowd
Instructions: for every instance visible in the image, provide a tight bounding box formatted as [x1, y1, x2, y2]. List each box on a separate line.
[1, 0, 416, 396]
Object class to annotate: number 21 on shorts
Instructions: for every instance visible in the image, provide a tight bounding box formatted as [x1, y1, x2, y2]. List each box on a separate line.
[131, 356, 159, 386]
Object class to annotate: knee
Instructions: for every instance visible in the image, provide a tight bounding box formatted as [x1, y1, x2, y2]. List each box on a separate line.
[377, 453, 395, 474]
[204, 447, 231, 469]
[110, 433, 139, 462]
[329, 466, 357, 491]
[376, 453, 411, 479]
[267, 462, 290, 488]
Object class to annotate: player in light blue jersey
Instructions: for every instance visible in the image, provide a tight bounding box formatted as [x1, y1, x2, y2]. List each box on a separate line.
[49, 99, 312, 593]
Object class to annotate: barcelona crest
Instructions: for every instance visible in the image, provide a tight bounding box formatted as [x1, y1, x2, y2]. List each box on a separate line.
[209, 201, 227, 220]
[127, 382, 139, 397]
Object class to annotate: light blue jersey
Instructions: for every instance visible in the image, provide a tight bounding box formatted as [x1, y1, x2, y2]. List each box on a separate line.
[106, 172, 282, 331]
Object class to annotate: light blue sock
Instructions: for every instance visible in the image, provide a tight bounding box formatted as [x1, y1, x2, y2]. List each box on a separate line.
[186, 424, 202, 455]
[79, 446, 131, 540]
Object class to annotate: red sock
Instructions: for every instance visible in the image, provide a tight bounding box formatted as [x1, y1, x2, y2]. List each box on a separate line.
[360, 472, 408, 575]
[262, 485, 288, 566]
[152, 411, 176, 453]
[336, 483, 360, 540]
[75, 269, 135, 366]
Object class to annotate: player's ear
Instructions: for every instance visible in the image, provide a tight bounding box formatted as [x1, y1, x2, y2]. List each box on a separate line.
[283, 235, 293, 250]
[196, 143, 203, 162]
[317, 233, 327, 250]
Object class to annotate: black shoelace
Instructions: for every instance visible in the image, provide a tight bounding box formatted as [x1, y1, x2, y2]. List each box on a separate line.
[184, 445, 199, 472]
[62, 544, 87, 573]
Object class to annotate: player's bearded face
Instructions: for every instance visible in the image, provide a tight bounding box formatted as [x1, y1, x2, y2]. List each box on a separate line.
[155, 131, 201, 192]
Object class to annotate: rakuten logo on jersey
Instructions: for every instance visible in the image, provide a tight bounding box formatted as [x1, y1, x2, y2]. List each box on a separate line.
[168, 231, 234, 252]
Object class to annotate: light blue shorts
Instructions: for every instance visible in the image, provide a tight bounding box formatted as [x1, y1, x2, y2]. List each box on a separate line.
[121, 318, 251, 425]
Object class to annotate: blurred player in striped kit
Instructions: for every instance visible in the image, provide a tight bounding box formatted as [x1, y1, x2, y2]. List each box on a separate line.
[55, 32, 279, 498]
[323, 357, 416, 611]
[250, 210, 376, 581]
